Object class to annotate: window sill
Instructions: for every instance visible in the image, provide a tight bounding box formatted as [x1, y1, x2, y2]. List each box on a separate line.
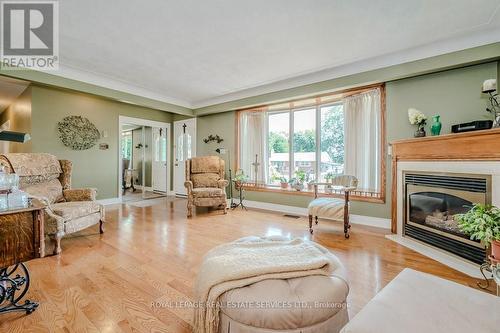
[239, 183, 385, 203]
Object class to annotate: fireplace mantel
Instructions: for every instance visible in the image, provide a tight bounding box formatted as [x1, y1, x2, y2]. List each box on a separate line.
[390, 128, 500, 233]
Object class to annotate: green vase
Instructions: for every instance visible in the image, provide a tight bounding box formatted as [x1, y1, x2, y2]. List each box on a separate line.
[431, 115, 442, 136]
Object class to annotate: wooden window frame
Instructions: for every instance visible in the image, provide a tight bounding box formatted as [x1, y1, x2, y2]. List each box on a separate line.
[235, 83, 386, 204]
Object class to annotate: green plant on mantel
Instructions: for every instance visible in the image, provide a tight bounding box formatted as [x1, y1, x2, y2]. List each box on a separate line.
[455, 204, 500, 247]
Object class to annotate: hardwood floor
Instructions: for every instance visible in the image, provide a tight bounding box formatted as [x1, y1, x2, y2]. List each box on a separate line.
[0, 197, 493, 332]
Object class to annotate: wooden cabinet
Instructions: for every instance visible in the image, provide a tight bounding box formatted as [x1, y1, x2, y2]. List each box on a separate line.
[0, 204, 45, 268]
[0, 204, 45, 315]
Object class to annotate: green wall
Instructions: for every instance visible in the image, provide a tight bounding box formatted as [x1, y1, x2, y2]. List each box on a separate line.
[196, 62, 498, 219]
[197, 111, 236, 180]
[30, 85, 173, 199]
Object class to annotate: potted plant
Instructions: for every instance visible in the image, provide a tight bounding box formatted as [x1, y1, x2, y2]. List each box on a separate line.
[408, 108, 428, 138]
[307, 179, 316, 191]
[305, 172, 315, 191]
[279, 177, 289, 189]
[233, 170, 248, 190]
[290, 170, 306, 191]
[455, 204, 500, 262]
[324, 172, 335, 193]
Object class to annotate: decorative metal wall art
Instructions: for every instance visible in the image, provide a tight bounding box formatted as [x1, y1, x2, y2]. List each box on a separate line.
[203, 134, 223, 144]
[57, 116, 100, 150]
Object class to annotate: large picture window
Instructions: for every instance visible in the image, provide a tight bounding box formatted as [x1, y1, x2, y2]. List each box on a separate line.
[237, 84, 385, 202]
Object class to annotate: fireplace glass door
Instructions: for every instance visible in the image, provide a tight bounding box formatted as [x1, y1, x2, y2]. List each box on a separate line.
[403, 172, 490, 264]
[407, 184, 485, 240]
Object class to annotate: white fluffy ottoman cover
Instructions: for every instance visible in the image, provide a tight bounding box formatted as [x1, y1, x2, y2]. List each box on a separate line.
[194, 236, 350, 333]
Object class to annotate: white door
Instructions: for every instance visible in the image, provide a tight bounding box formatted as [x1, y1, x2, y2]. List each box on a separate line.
[174, 119, 196, 196]
[152, 127, 168, 192]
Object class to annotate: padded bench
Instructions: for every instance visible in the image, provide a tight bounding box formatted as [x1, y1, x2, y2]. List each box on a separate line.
[340, 268, 500, 333]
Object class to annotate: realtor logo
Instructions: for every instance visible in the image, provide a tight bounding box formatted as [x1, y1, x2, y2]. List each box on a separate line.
[1, 1, 59, 70]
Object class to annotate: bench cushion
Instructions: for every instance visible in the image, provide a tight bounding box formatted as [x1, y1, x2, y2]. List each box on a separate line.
[308, 198, 346, 220]
[340, 268, 500, 333]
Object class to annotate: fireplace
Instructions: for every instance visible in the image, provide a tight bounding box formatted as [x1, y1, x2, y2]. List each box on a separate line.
[404, 172, 490, 264]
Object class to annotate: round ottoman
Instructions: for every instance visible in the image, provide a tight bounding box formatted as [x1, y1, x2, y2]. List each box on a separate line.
[218, 261, 349, 333]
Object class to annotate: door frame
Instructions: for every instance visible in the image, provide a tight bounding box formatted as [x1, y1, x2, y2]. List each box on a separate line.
[151, 126, 169, 193]
[118, 116, 171, 200]
[173, 118, 197, 196]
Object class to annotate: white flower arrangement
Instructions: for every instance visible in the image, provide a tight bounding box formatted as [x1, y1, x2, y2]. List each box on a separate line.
[408, 108, 427, 127]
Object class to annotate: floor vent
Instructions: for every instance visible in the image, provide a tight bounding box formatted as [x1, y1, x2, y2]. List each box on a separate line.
[284, 214, 300, 219]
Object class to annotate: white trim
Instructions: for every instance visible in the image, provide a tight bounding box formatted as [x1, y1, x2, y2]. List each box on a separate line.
[386, 234, 482, 278]
[118, 116, 171, 202]
[192, 28, 500, 109]
[57, 63, 192, 108]
[242, 199, 391, 229]
[28, 29, 499, 111]
[97, 197, 121, 205]
[135, 185, 153, 191]
[173, 118, 197, 195]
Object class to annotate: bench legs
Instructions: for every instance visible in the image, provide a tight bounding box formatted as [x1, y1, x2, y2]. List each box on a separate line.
[308, 214, 350, 238]
[343, 214, 350, 239]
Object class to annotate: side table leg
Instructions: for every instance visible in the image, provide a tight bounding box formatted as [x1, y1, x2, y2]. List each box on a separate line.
[477, 262, 491, 290]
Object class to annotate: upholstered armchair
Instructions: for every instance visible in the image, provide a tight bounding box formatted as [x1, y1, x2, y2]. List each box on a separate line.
[0, 153, 104, 254]
[184, 156, 228, 217]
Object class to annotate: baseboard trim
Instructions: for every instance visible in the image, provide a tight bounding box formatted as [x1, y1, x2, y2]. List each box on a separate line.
[97, 197, 121, 205]
[242, 200, 391, 230]
[135, 185, 153, 191]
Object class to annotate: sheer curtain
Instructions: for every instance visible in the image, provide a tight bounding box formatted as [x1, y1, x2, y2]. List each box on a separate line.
[343, 89, 381, 191]
[239, 111, 266, 183]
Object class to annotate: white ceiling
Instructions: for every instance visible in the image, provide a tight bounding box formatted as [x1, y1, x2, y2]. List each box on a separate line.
[57, 0, 500, 109]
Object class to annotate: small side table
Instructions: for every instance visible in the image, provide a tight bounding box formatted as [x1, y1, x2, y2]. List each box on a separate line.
[232, 181, 247, 210]
[0, 203, 45, 314]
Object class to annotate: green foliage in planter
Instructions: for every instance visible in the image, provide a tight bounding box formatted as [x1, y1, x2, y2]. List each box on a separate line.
[234, 173, 248, 182]
[294, 170, 306, 183]
[455, 204, 500, 247]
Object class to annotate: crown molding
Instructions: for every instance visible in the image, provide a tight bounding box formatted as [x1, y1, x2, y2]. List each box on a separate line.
[192, 28, 500, 110]
[6, 28, 498, 114]
[56, 63, 193, 108]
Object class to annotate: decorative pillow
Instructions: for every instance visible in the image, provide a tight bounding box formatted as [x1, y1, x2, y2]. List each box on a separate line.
[191, 173, 220, 188]
[191, 156, 221, 174]
[22, 178, 64, 204]
[19, 173, 60, 187]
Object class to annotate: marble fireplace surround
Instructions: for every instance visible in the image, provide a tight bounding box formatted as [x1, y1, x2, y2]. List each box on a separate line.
[387, 129, 500, 278]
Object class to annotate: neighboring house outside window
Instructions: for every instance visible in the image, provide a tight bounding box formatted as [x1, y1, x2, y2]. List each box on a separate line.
[237, 84, 386, 202]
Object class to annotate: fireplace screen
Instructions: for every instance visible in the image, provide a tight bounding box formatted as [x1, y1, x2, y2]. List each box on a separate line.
[404, 172, 490, 264]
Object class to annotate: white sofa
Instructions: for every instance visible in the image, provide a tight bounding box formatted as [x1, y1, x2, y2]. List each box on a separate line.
[340, 268, 499, 333]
